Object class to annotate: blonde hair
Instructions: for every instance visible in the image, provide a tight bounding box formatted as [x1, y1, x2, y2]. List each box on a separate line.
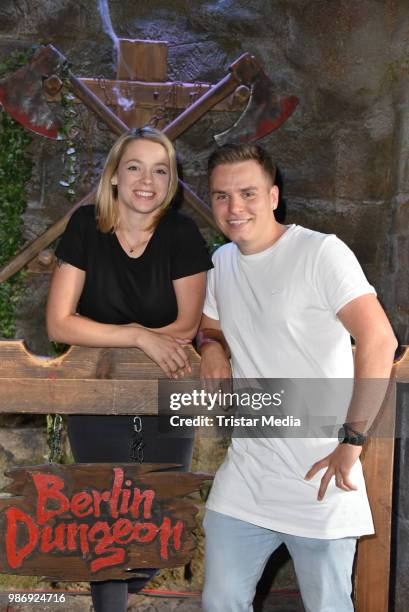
[96, 127, 178, 233]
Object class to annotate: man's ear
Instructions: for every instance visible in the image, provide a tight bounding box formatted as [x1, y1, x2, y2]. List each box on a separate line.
[270, 185, 279, 210]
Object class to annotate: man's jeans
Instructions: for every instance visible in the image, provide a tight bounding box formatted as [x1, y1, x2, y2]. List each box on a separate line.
[202, 510, 357, 612]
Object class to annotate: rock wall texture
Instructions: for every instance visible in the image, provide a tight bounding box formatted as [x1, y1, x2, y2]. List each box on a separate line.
[1, 0, 409, 600]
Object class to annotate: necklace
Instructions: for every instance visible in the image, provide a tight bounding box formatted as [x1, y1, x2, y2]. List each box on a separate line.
[121, 233, 137, 253]
[118, 229, 150, 255]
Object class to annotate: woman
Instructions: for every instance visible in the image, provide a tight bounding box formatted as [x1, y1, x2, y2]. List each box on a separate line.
[46, 127, 212, 611]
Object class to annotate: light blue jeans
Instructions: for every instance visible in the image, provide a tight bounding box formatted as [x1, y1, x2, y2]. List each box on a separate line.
[202, 510, 357, 612]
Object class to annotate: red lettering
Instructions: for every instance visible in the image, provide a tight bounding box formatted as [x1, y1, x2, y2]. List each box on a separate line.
[66, 522, 79, 551]
[132, 522, 158, 544]
[78, 523, 90, 554]
[5, 508, 38, 569]
[88, 521, 124, 572]
[71, 492, 93, 518]
[40, 524, 66, 553]
[91, 489, 105, 518]
[32, 473, 69, 524]
[109, 468, 124, 519]
[129, 488, 154, 519]
[63, 522, 90, 554]
[159, 518, 184, 560]
[112, 519, 133, 544]
[119, 488, 131, 515]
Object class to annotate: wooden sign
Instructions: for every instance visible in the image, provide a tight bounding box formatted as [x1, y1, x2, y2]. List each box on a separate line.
[0, 463, 209, 581]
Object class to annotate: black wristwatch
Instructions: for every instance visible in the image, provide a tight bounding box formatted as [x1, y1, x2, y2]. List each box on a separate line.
[338, 423, 366, 446]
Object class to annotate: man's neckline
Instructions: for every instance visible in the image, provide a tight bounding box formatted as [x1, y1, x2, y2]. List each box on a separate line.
[237, 224, 296, 260]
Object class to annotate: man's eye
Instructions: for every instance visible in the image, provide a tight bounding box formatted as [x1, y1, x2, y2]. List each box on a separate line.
[243, 191, 255, 198]
[215, 194, 227, 201]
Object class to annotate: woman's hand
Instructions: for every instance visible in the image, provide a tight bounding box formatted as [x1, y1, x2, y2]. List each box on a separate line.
[135, 327, 192, 379]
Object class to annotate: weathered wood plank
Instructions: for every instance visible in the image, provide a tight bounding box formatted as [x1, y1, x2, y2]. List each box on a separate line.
[117, 39, 169, 82]
[355, 440, 395, 609]
[0, 464, 211, 581]
[115, 39, 169, 128]
[0, 341, 200, 414]
[0, 379, 159, 414]
[78, 79, 247, 112]
[354, 370, 398, 611]
[0, 340, 200, 379]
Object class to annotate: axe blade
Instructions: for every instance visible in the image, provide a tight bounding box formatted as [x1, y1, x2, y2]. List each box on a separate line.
[0, 46, 65, 139]
[214, 69, 299, 146]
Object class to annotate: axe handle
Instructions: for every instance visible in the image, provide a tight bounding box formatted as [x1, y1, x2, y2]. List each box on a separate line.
[164, 73, 238, 141]
[0, 190, 95, 284]
[183, 184, 218, 231]
[68, 74, 128, 137]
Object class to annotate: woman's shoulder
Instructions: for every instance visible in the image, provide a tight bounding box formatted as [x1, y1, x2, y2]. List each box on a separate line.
[64, 204, 98, 237]
[70, 203, 97, 224]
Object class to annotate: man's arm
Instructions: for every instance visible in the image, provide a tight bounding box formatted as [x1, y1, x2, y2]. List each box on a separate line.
[305, 293, 397, 500]
[197, 314, 232, 380]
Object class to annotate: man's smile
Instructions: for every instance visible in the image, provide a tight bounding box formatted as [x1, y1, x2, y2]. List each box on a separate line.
[227, 218, 251, 226]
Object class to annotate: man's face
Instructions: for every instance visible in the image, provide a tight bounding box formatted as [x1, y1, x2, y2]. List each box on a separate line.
[210, 160, 279, 254]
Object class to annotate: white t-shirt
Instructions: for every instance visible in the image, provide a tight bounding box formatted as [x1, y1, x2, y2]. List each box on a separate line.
[204, 224, 376, 539]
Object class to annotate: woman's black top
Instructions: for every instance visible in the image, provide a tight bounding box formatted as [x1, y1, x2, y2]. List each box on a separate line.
[55, 204, 212, 466]
[55, 204, 213, 326]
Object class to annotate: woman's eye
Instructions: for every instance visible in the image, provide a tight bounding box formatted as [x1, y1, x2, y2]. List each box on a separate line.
[128, 165, 140, 171]
[155, 168, 168, 175]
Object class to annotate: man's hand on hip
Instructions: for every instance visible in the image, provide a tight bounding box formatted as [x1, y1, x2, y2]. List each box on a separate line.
[305, 444, 362, 501]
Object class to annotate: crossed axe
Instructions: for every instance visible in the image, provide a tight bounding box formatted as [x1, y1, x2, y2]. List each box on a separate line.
[0, 45, 299, 282]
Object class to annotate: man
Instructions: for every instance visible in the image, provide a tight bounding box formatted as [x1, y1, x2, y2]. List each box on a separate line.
[197, 144, 397, 612]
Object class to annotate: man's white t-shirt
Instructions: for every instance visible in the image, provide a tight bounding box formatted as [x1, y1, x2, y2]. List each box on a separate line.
[203, 224, 376, 539]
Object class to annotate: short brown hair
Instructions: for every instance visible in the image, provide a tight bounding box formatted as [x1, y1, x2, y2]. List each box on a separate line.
[96, 127, 178, 233]
[208, 143, 277, 185]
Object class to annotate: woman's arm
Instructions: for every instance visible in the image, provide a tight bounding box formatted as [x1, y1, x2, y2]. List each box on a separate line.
[47, 262, 140, 346]
[46, 262, 190, 377]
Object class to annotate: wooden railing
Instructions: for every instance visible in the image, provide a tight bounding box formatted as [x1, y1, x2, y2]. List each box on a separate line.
[0, 339, 406, 608]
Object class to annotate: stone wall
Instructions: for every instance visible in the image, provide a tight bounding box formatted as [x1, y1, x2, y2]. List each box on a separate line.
[0, 0, 407, 350]
[0, 0, 407, 348]
[1, 0, 409, 598]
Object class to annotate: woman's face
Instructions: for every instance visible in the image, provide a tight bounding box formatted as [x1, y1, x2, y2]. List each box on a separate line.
[112, 138, 170, 221]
